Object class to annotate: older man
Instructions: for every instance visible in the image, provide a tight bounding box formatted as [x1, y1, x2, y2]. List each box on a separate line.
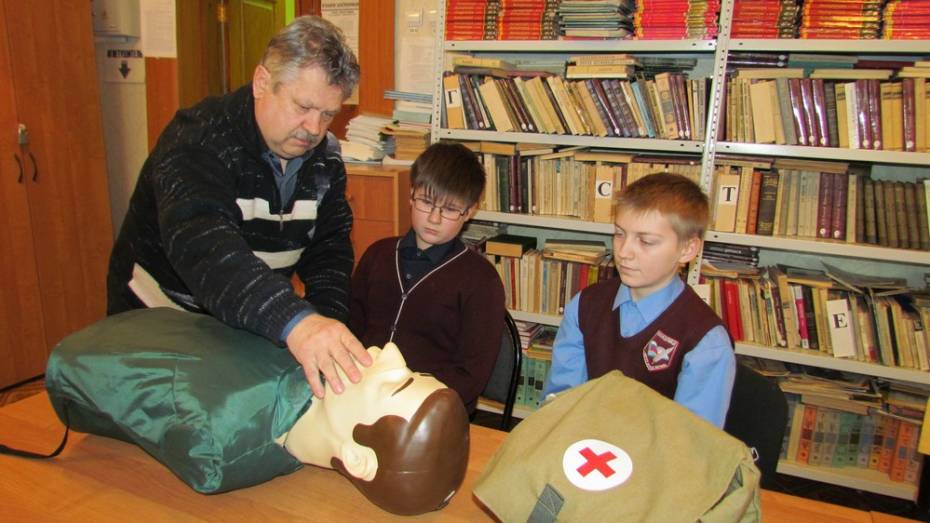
[107, 16, 370, 396]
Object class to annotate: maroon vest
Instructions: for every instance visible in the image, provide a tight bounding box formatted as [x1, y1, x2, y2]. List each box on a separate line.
[579, 278, 724, 399]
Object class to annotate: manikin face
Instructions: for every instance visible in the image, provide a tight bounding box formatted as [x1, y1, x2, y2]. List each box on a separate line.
[612, 208, 700, 301]
[282, 343, 469, 515]
[409, 188, 477, 250]
[252, 63, 344, 159]
[282, 343, 447, 478]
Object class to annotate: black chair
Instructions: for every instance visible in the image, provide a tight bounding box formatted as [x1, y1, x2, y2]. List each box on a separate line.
[479, 311, 523, 431]
[723, 362, 789, 489]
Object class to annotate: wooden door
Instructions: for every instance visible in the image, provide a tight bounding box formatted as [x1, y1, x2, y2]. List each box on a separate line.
[2, 0, 113, 356]
[226, 0, 287, 92]
[0, 2, 46, 387]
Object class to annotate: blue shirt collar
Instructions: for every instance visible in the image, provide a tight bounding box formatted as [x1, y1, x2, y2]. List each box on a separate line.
[612, 277, 685, 319]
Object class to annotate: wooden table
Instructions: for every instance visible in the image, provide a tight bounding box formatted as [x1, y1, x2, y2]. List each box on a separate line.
[0, 394, 916, 521]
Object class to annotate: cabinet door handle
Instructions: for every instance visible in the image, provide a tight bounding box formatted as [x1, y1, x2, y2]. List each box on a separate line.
[28, 151, 37, 182]
[14, 153, 23, 183]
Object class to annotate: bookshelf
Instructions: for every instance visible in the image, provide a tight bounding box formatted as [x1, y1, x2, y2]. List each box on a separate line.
[432, 0, 929, 499]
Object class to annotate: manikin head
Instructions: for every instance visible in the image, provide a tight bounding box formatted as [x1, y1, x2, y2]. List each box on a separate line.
[281, 343, 470, 515]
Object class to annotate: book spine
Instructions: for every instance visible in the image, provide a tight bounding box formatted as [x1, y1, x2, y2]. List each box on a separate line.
[746, 169, 763, 235]
[789, 78, 809, 146]
[812, 79, 831, 147]
[917, 180, 930, 251]
[902, 78, 917, 152]
[832, 173, 849, 240]
[855, 79, 873, 150]
[756, 170, 780, 236]
[894, 182, 909, 249]
[863, 178, 878, 244]
[816, 171, 835, 239]
[868, 79, 883, 150]
[824, 82, 840, 149]
[800, 79, 819, 147]
[884, 180, 900, 248]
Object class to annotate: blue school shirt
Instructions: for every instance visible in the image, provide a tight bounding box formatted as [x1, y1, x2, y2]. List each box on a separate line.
[542, 277, 735, 427]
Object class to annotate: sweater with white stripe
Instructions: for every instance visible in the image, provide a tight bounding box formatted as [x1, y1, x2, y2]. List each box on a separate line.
[107, 84, 353, 343]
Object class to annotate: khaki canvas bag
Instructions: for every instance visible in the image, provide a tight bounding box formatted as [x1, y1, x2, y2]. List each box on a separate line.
[474, 372, 761, 522]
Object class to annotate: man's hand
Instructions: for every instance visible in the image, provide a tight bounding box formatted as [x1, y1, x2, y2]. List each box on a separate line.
[286, 313, 372, 398]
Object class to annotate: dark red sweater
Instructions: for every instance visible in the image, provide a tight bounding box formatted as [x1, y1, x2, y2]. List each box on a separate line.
[349, 237, 506, 413]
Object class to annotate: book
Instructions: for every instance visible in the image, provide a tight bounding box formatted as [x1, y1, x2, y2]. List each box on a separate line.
[756, 170, 780, 236]
[485, 234, 537, 258]
[713, 168, 741, 232]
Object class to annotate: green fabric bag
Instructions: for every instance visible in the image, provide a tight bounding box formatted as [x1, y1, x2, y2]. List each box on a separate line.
[45, 308, 313, 494]
[474, 371, 761, 522]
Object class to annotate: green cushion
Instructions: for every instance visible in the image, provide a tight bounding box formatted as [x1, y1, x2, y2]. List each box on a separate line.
[45, 308, 313, 494]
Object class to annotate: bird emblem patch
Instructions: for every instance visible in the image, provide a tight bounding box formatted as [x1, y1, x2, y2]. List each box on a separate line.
[642, 330, 679, 371]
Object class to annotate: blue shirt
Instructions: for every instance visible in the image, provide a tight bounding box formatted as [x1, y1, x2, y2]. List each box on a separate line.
[542, 277, 735, 427]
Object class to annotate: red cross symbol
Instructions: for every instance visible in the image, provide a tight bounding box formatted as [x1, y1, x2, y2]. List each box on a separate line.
[576, 447, 616, 478]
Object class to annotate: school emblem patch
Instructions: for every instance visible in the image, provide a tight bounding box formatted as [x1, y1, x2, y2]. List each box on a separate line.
[642, 330, 679, 371]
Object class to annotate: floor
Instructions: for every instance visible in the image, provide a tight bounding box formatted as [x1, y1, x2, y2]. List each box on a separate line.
[4, 380, 927, 520]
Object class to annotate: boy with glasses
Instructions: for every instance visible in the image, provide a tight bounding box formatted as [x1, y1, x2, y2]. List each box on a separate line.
[348, 142, 506, 414]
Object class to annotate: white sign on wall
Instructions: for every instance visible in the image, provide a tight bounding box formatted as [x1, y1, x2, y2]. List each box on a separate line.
[101, 44, 145, 83]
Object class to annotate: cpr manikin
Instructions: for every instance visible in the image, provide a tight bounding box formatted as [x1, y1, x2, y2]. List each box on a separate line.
[279, 342, 470, 515]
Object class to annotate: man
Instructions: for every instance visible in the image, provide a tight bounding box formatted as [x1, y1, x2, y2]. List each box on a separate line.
[107, 16, 370, 397]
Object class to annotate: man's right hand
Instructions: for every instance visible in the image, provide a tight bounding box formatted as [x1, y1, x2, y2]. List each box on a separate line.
[285, 313, 372, 398]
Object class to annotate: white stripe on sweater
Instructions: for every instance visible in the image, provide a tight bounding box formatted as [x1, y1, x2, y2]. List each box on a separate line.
[254, 248, 305, 269]
[236, 198, 318, 222]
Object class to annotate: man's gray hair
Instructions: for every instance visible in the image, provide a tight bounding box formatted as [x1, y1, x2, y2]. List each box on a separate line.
[261, 15, 360, 98]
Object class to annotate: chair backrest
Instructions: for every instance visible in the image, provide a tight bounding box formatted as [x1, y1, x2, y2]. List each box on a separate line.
[480, 311, 522, 431]
[723, 362, 789, 489]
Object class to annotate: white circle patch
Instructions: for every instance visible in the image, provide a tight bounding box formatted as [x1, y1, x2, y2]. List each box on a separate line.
[562, 439, 633, 491]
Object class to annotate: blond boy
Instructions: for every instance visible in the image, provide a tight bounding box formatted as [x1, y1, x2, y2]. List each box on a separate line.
[543, 173, 735, 427]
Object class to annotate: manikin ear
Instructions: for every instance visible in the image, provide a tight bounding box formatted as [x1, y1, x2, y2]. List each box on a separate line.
[677, 236, 702, 265]
[339, 441, 379, 482]
[252, 64, 272, 100]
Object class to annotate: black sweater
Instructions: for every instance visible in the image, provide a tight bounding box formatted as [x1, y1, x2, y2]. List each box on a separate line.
[107, 84, 353, 343]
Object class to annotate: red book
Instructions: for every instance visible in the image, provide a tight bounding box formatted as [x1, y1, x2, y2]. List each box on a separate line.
[812, 79, 831, 147]
[831, 172, 849, 240]
[796, 405, 817, 463]
[868, 79, 882, 150]
[800, 79, 820, 147]
[722, 279, 744, 341]
[789, 79, 809, 146]
[792, 284, 810, 348]
[855, 80, 873, 149]
[817, 172, 835, 239]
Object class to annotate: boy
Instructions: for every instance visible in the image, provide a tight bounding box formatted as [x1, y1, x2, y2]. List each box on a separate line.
[349, 142, 506, 414]
[543, 173, 735, 427]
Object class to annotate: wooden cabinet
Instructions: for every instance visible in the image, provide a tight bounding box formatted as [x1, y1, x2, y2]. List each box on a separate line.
[0, 0, 113, 388]
[345, 165, 411, 265]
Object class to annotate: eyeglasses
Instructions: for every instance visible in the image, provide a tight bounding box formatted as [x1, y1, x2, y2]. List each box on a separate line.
[411, 197, 468, 221]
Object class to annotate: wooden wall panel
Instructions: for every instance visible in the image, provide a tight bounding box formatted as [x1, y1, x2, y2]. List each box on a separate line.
[145, 58, 179, 152]
[299, 0, 394, 138]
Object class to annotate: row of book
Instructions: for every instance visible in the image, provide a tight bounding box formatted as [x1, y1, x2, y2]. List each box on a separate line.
[701, 263, 930, 370]
[514, 324, 556, 410]
[462, 141, 701, 222]
[780, 397, 923, 484]
[710, 158, 930, 251]
[484, 235, 614, 315]
[559, 0, 635, 40]
[446, 0, 560, 40]
[722, 71, 930, 152]
[447, 0, 930, 41]
[443, 68, 710, 141]
[633, 0, 720, 40]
